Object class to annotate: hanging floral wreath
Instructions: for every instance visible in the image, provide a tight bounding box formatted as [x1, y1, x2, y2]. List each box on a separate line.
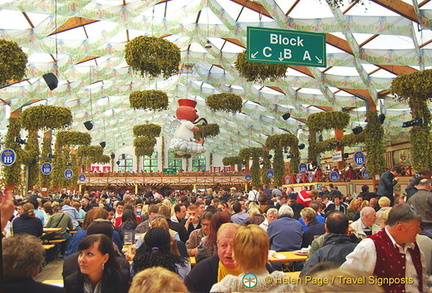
[0, 39, 27, 84]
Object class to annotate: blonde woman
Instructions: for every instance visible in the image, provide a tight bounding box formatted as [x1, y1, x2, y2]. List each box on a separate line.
[129, 267, 187, 293]
[210, 224, 296, 292]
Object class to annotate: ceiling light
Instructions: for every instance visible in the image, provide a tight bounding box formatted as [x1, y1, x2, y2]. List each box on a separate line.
[352, 126, 363, 135]
[204, 40, 212, 49]
[282, 113, 290, 120]
[298, 143, 305, 150]
[402, 117, 423, 128]
[378, 113, 385, 124]
[84, 121, 93, 131]
[100, 141, 106, 148]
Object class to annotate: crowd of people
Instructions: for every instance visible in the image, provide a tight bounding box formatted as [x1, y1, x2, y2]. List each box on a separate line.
[1, 166, 432, 292]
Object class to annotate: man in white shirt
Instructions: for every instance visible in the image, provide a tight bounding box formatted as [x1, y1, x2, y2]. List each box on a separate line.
[341, 204, 427, 293]
[247, 186, 260, 203]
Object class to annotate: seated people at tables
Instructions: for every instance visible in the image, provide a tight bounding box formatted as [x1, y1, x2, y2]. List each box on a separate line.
[63, 220, 130, 281]
[183, 204, 202, 237]
[350, 206, 380, 239]
[299, 200, 325, 231]
[342, 203, 428, 293]
[301, 211, 359, 276]
[3, 234, 63, 293]
[185, 223, 243, 293]
[244, 203, 265, 225]
[64, 207, 122, 257]
[132, 227, 190, 279]
[135, 204, 159, 234]
[45, 204, 74, 255]
[62, 198, 81, 230]
[259, 207, 278, 232]
[115, 204, 141, 229]
[195, 211, 230, 263]
[64, 234, 131, 293]
[323, 192, 347, 215]
[210, 224, 295, 292]
[267, 205, 302, 252]
[159, 205, 189, 243]
[230, 201, 249, 225]
[186, 211, 212, 256]
[129, 267, 188, 293]
[12, 202, 43, 237]
[346, 198, 360, 221]
[171, 203, 187, 224]
[118, 208, 139, 241]
[300, 207, 325, 248]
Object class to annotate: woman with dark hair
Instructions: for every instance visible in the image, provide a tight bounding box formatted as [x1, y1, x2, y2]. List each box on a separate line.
[64, 234, 130, 293]
[132, 227, 190, 279]
[64, 207, 123, 257]
[195, 211, 230, 262]
[114, 204, 141, 228]
[118, 209, 139, 240]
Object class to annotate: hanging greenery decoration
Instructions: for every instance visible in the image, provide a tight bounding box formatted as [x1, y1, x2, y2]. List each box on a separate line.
[39, 135, 53, 188]
[129, 90, 169, 111]
[206, 93, 242, 113]
[23, 130, 40, 189]
[93, 155, 111, 164]
[194, 123, 220, 139]
[77, 145, 104, 159]
[306, 111, 350, 132]
[266, 133, 300, 184]
[134, 137, 157, 157]
[392, 70, 432, 169]
[363, 111, 386, 175]
[125, 35, 180, 79]
[261, 149, 271, 185]
[235, 51, 288, 82]
[20, 105, 72, 130]
[222, 156, 243, 166]
[133, 124, 162, 137]
[56, 131, 91, 147]
[0, 39, 28, 85]
[1, 116, 22, 189]
[239, 147, 263, 186]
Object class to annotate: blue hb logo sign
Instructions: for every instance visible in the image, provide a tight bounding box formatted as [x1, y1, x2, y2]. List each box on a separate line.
[1, 149, 16, 166]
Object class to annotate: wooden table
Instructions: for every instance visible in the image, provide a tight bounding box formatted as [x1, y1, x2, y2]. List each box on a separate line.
[43, 228, 62, 233]
[269, 251, 308, 262]
[190, 251, 307, 266]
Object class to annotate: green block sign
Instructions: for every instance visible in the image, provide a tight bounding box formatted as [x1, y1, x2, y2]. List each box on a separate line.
[163, 167, 177, 174]
[247, 26, 326, 67]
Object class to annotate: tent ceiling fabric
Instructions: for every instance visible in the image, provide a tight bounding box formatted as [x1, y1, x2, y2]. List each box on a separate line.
[1, 0, 432, 157]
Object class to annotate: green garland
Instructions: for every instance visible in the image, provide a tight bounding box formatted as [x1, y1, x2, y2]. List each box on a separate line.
[39, 135, 53, 188]
[129, 90, 169, 111]
[2, 117, 22, 188]
[77, 145, 104, 159]
[206, 93, 242, 113]
[306, 111, 350, 132]
[0, 39, 27, 84]
[266, 133, 300, 183]
[51, 146, 69, 190]
[134, 137, 157, 157]
[363, 111, 386, 175]
[56, 131, 91, 147]
[222, 156, 243, 166]
[194, 123, 220, 139]
[392, 70, 432, 169]
[133, 124, 161, 137]
[93, 154, 111, 164]
[23, 130, 40, 189]
[125, 35, 180, 79]
[20, 105, 72, 130]
[235, 51, 288, 82]
[239, 147, 263, 186]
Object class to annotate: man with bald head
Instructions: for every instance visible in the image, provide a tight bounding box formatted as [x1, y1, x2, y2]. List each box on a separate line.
[350, 206, 380, 239]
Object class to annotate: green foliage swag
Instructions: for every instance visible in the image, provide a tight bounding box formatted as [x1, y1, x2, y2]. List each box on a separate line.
[125, 35, 180, 79]
[239, 147, 264, 186]
[134, 137, 157, 157]
[392, 70, 432, 169]
[56, 131, 91, 147]
[129, 90, 169, 111]
[0, 39, 27, 84]
[20, 105, 72, 130]
[266, 133, 300, 184]
[194, 123, 220, 139]
[2, 117, 22, 188]
[133, 124, 161, 137]
[222, 156, 243, 167]
[23, 131, 40, 189]
[206, 93, 242, 113]
[235, 51, 288, 82]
